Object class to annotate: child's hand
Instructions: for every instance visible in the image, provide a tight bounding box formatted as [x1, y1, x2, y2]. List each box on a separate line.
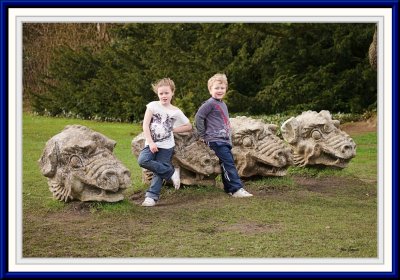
[149, 143, 159, 153]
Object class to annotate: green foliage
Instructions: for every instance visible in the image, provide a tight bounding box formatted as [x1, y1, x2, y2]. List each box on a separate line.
[225, 89, 251, 113]
[32, 23, 376, 121]
[175, 91, 197, 117]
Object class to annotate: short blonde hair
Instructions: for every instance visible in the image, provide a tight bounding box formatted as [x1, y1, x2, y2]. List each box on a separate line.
[151, 78, 176, 94]
[208, 73, 228, 91]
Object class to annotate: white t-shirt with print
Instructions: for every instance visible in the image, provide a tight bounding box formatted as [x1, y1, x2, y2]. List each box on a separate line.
[145, 101, 190, 149]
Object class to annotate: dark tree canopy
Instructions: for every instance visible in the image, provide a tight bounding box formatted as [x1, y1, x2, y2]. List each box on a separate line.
[30, 23, 377, 122]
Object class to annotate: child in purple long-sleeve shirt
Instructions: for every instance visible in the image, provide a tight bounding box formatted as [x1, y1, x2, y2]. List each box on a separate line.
[195, 73, 253, 198]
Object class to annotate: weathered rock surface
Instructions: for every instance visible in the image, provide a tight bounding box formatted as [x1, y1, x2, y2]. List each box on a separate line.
[39, 125, 131, 202]
[131, 130, 221, 186]
[230, 116, 293, 177]
[369, 25, 377, 70]
[281, 110, 356, 168]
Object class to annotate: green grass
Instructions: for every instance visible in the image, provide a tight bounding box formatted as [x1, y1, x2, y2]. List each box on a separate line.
[22, 113, 378, 258]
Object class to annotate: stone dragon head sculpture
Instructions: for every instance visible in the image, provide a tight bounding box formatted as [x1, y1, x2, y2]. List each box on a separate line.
[369, 24, 377, 71]
[281, 110, 356, 168]
[131, 130, 221, 186]
[230, 116, 293, 177]
[38, 125, 131, 202]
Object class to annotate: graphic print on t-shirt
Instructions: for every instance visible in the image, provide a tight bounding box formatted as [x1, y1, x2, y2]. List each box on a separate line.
[214, 103, 231, 139]
[150, 113, 174, 143]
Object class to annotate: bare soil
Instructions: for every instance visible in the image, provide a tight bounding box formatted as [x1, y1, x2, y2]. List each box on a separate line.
[340, 116, 377, 136]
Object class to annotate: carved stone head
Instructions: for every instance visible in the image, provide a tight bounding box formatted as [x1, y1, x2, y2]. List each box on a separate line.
[230, 116, 293, 177]
[281, 110, 356, 168]
[38, 125, 131, 202]
[131, 130, 221, 186]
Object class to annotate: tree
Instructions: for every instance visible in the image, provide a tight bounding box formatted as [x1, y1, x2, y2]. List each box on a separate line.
[31, 23, 376, 121]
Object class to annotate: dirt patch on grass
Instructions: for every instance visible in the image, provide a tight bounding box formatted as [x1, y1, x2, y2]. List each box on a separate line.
[293, 176, 376, 195]
[219, 221, 281, 234]
[129, 187, 224, 208]
[64, 201, 92, 215]
[23, 172, 376, 257]
[250, 176, 376, 199]
[340, 117, 377, 136]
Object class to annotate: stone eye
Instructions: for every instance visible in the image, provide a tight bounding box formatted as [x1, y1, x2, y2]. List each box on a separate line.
[69, 155, 83, 168]
[311, 130, 322, 140]
[242, 136, 253, 147]
[83, 143, 96, 155]
[324, 124, 334, 133]
[202, 158, 211, 166]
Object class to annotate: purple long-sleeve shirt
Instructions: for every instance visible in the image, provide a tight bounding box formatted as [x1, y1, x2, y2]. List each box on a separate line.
[195, 97, 232, 145]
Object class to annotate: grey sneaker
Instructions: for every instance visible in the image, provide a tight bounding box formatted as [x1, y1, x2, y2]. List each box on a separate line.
[141, 197, 156, 207]
[171, 168, 181, 190]
[231, 188, 253, 198]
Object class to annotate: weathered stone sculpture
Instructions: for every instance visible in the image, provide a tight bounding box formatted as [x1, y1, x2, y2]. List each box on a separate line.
[131, 130, 221, 186]
[369, 25, 377, 71]
[281, 110, 356, 168]
[132, 116, 293, 186]
[39, 125, 131, 202]
[230, 116, 293, 177]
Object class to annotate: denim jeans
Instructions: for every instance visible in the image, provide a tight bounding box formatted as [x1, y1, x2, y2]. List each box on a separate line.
[208, 141, 243, 194]
[138, 146, 175, 201]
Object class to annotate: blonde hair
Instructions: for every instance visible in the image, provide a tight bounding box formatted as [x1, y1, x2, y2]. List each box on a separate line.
[207, 73, 228, 91]
[151, 78, 176, 94]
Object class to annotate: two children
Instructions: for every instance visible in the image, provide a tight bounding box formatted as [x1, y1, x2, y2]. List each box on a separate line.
[139, 74, 252, 207]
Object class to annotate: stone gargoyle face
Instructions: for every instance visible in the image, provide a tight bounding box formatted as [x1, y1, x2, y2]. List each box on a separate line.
[38, 125, 131, 202]
[281, 110, 356, 168]
[131, 130, 221, 187]
[230, 116, 293, 177]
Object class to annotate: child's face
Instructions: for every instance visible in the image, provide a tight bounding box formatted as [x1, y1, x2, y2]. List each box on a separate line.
[209, 82, 227, 100]
[157, 85, 174, 106]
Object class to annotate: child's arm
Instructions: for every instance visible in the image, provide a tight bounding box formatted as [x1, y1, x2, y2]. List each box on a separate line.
[142, 108, 158, 153]
[173, 122, 192, 133]
[195, 115, 206, 139]
[195, 103, 210, 139]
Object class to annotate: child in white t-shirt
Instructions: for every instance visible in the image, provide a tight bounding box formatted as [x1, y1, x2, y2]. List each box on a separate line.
[138, 78, 192, 207]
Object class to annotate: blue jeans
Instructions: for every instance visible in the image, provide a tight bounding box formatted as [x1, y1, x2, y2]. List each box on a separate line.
[138, 146, 175, 201]
[208, 141, 243, 194]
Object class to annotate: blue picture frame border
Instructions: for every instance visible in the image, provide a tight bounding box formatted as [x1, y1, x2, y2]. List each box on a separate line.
[1, 0, 398, 278]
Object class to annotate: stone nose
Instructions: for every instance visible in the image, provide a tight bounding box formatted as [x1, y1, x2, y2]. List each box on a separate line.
[97, 170, 120, 192]
[274, 151, 288, 165]
[118, 168, 131, 189]
[341, 143, 356, 158]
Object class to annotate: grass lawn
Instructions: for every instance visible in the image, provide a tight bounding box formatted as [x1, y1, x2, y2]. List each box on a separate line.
[22, 113, 377, 258]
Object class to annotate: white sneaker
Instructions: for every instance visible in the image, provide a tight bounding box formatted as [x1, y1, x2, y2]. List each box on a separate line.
[231, 188, 253, 198]
[141, 197, 156, 207]
[171, 168, 181, 190]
